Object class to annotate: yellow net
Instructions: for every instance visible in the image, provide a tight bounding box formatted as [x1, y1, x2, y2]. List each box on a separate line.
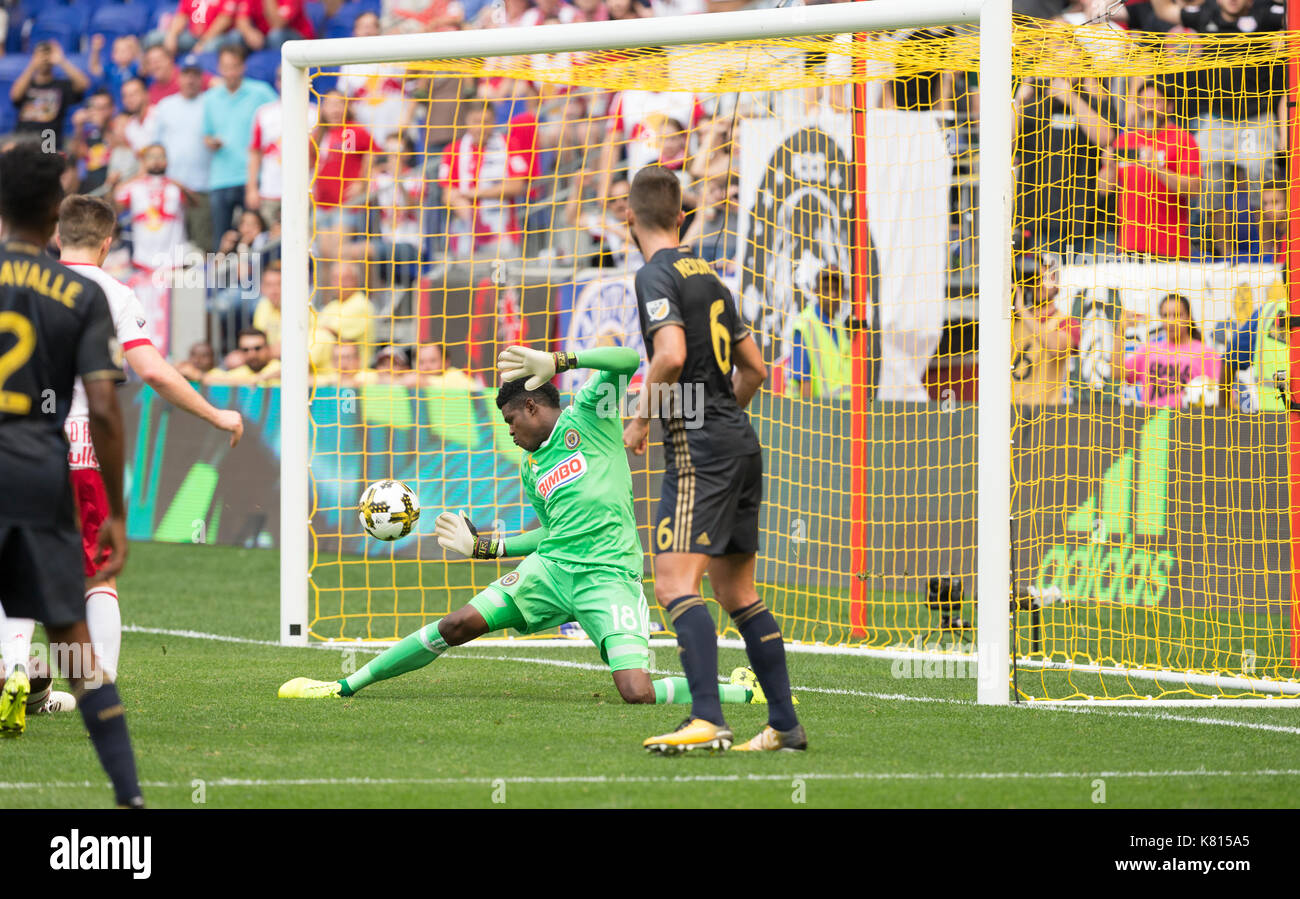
[301, 17, 1300, 700]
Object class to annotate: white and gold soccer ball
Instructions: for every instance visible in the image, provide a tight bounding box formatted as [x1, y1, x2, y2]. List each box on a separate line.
[358, 480, 421, 541]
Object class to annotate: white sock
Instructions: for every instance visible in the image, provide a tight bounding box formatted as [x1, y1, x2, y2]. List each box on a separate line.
[85, 587, 121, 683]
[0, 610, 35, 678]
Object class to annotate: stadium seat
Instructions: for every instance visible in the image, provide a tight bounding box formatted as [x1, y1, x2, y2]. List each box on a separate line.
[27, 7, 88, 53]
[304, 0, 326, 37]
[246, 49, 279, 86]
[324, 2, 369, 39]
[0, 55, 32, 83]
[89, 5, 151, 44]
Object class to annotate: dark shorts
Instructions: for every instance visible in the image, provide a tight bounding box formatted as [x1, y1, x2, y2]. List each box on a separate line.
[71, 468, 109, 577]
[0, 523, 88, 627]
[655, 450, 762, 557]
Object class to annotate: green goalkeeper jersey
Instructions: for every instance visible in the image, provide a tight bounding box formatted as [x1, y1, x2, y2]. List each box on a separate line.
[519, 364, 642, 575]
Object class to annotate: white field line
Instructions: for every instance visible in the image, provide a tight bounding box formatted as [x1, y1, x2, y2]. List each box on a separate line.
[6, 769, 1300, 792]
[121, 624, 1300, 735]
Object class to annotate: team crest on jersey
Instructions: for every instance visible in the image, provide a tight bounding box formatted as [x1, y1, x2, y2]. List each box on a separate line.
[646, 298, 670, 322]
[536, 451, 587, 499]
[500, 572, 520, 587]
[564, 428, 581, 449]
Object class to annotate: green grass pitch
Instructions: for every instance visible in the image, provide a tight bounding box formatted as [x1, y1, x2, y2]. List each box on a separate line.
[2, 542, 1299, 809]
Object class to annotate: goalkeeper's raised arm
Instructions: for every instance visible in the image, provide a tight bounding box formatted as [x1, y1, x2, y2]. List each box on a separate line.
[497, 344, 640, 391]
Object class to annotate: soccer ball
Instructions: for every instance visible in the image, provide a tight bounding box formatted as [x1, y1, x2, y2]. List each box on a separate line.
[358, 480, 421, 541]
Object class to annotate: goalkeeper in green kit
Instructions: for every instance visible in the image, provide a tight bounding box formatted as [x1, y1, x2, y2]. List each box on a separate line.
[279, 344, 755, 708]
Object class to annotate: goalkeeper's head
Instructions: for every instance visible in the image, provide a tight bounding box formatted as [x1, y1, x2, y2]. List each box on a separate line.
[497, 378, 562, 452]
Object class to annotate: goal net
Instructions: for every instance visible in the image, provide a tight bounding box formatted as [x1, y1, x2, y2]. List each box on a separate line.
[278, 1, 1300, 703]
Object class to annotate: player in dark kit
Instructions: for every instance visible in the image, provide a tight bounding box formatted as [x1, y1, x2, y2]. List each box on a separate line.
[624, 165, 805, 753]
[0, 143, 144, 806]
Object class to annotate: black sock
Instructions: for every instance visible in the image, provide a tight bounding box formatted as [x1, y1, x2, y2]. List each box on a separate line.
[79, 684, 143, 807]
[733, 601, 798, 732]
[664, 594, 724, 726]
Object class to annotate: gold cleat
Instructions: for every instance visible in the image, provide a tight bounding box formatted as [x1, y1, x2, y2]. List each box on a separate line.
[278, 677, 343, 699]
[732, 723, 808, 752]
[0, 667, 30, 737]
[643, 717, 733, 755]
[729, 666, 798, 705]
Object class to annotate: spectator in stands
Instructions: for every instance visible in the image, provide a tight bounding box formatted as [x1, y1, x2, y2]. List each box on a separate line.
[320, 342, 367, 388]
[203, 45, 278, 250]
[232, 0, 317, 52]
[1118, 293, 1221, 408]
[791, 265, 854, 401]
[205, 327, 282, 385]
[572, 0, 610, 21]
[405, 342, 473, 388]
[371, 345, 412, 383]
[605, 0, 648, 20]
[69, 89, 116, 194]
[120, 78, 157, 154]
[88, 35, 142, 108]
[1147, 0, 1285, 193]
[210, 209, 269, 343]
[1011, 251, 1079, 405]
[311, 90, 378, 258]
[367, 132, 427, 259]
[248, 69, 296, 227]
[145, 44, 211, 104]
[1015, 74, 1118, 256]
[252, 260, 283, 358]
[103, 114, 140, 194]
[161, 0, 240, 56]
[1201, 162, 1262, 261]
[311, 261, 375, 372]
[176, 341, 218, 381]
[582, 177, 639, 267]
[1097, 78, 1202, 259]
[336, 13, 411, 147]
[10, 41, 90, 150]
[383, 0, 465, 33]
[1259, 174, 1286, 263]
[114, 144, 188, 273]
[682, 172, 739, 265]
[438, 98, 537, 257]
[155, 54, 215, 251]
[603, 71, 706, 192]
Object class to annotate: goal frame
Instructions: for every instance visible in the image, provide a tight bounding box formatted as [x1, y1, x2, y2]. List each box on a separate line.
[276, 0, 1299, 705]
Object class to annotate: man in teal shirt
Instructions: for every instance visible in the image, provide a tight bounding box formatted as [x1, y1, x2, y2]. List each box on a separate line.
[202, 45, 276, 249]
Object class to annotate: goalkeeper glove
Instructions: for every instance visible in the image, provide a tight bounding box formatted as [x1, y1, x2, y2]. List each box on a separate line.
[498, 345, 577, 390]
[434, 510, 500, 559]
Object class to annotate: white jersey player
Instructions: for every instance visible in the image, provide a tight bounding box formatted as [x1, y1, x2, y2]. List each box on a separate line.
[0, 195, 242, 704]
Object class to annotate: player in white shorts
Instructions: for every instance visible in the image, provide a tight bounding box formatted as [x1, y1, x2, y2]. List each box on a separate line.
[0, 195, 244, 729]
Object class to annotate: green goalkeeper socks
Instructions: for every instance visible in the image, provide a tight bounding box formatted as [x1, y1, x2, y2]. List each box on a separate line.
[339, 620, 450, 696]
[653, 676, 751, 705]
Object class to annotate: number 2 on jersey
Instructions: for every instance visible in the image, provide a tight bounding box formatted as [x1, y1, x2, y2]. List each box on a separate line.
[709, 299, 731, 374]
[0, 311, 36, 415]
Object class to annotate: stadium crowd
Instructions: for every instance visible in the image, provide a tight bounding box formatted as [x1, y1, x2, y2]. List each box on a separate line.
[0, 0, 1292, 407]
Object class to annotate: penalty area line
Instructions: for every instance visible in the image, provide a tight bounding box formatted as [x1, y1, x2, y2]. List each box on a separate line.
[5, 769, 1300, 791]
[121, 624, 1300, 736]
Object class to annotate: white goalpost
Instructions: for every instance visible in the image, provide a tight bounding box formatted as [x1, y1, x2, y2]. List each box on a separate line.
[275, 0, 1300, 705]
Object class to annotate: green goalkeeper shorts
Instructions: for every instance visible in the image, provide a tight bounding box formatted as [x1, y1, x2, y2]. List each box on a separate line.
[469, 552, 651, 672]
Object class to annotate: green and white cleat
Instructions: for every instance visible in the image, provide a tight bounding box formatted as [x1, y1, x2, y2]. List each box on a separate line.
[278, 677, 343, 699]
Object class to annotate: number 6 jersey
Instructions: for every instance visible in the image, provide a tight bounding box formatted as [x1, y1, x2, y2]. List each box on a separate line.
[634, 246, 760, 465]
